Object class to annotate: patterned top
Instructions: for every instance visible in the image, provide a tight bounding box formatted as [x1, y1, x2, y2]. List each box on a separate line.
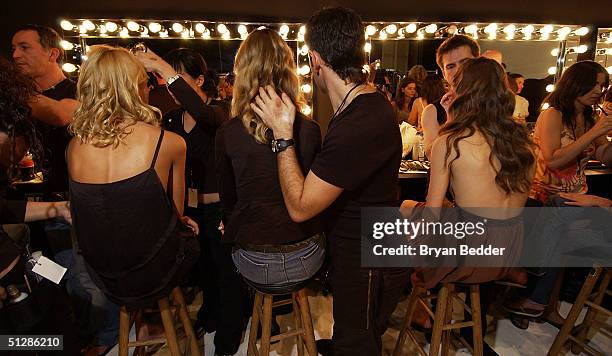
[529, 125, 595, 203]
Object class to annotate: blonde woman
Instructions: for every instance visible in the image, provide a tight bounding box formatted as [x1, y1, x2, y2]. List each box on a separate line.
[215, 29, 325, 290]
[66, 45, 199, 309]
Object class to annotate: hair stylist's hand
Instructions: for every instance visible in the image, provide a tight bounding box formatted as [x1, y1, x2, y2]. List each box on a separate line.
[251, 85, 296, 139]
[440, 90, 456, 116]
[56, 201, 72, 224]
[589, 111, 612, 138]
[133, 50, 177, 80]
[181, 216, 200, 236]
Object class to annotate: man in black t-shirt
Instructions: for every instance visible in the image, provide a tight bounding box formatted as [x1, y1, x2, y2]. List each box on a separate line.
[252, 7, 409, 356]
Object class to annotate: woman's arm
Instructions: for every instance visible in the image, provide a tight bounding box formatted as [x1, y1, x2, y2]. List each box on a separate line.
[24, 201, 71, 223]
[169, 134, 187, 216]
[408, 98, 420, 126]
[425, 136, 452, 207]
[215, 124, 238, 224]
[538, 109, 612, 170]
[422, 104, 441, 159]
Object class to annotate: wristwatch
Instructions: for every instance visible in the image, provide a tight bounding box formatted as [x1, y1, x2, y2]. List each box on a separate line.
[166, 73, 181, 86]
[271, 138, 295, 153]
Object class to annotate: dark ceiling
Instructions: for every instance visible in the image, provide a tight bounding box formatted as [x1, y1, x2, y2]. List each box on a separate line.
[3, 0, 611, 57]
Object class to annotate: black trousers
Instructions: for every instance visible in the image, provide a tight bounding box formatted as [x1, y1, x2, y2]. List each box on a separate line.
[330, 235, 410, 356]
[188, 203, 245, 354]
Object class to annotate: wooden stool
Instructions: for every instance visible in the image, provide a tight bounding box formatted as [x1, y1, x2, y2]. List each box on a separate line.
[118, 286, 201, 356]
[548, 266, 611, 356]
[393, 283, 484, 356]
[247, 287, 317, 356]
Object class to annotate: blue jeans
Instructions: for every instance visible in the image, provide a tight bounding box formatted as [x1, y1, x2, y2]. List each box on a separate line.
[232, 234, 325, 290]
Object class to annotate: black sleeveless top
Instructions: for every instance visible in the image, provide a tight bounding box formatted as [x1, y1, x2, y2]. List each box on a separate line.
[69, 130, 199, 308]
[433, 100, 447, 125]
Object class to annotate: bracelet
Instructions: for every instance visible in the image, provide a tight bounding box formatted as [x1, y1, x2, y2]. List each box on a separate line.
[166, 74, 181, 86]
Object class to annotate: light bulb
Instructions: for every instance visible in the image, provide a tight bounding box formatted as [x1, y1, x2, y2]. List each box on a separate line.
[522, 25, 535, 35]
[503, 24, 516, 35]
[541, 102, 550, 110]
[607, 66, 612, 75]
[547, 66, 557, 75]
[379, 30, 387, 40]
[300, 44, 309, 56]
[557, 26, 572, 39]
[105, 22, 118, 33]
[364, 42, 372, 53]
[484, 23, 497, 34]
[127, 21, 140, 32]
[62, 63, 77, 73]
[148, 22, 162, 33]
[405, 23, 417, 33]
[299, 25, 306, 35]
[464, 24, 478, 34]
[279, 24, 289, 35]
[546, 84, 555, 92]
[365, 25, 377, 37]
[195, 23, 206, 34]
[575, 27, 589, 36]
[541, 25, 554, 34]
[181, 30, 191, 39]
[60, 40, 74, 51]
[301, 84, 312, 93]
[238, 25, 248, 35]
[120, 28, 129, 38]
[301, 105, 312, 115]
[172, 23, 184, 33]
[222, 31, 230, 40]
[60, 20, 74, 31]
[575, 45, 588, 53]
[446, 25, 458, 35]
[83, 20, 95, 31]
[217, 24, 228, 34]
[299, 65, 310, 76]
[425, 24, 437, 34]
[385, 24, 397, 34]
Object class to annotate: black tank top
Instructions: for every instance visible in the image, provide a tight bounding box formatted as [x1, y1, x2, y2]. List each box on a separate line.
[433, 100, 447, 126]
[69, 130, 198, 308]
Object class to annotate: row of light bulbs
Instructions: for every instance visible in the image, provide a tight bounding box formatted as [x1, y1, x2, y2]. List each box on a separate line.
[363, 23, 588, 41]
[60, 19, 305, 41]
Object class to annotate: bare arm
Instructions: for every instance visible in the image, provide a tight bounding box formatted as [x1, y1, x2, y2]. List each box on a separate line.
[24, 201, 71, 223]
[407, 98, 420, 126]
[425, 136, 452, 207]
[29, 95, 78, 127]
[170, 136, 187, 216]
[422, 104, 441, 159]
[537, 109, 612, 170]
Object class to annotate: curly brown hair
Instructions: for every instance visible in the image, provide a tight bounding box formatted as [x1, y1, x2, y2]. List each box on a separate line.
[0, 57, 42, 176]
[441, 57, 535, 194]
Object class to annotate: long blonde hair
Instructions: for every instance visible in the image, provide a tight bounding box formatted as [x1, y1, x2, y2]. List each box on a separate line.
[70, 45, 161, 148]
[232, 29, 305, 144]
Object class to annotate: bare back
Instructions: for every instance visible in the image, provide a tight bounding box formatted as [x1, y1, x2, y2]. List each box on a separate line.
[450, 132, 529, 215]
[66, 122, 187, 214]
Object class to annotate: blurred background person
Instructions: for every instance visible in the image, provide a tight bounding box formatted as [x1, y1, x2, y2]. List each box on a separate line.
[393, 77, 417, 124]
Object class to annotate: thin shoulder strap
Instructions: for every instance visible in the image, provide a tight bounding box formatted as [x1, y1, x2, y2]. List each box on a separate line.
[150, 130, 165, 169]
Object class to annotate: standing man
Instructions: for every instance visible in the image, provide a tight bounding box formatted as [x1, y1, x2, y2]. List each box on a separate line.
[252, 7, 409, 355]
[422, 34, 480, 157]
[12, 25, 118, 353]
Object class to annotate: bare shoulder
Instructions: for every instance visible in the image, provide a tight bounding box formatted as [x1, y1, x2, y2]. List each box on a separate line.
[538, 107, 562, 124]
[162, 129, 186, 154]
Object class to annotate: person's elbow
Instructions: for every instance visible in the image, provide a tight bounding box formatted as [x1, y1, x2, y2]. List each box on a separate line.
[287, 205, 312, 223]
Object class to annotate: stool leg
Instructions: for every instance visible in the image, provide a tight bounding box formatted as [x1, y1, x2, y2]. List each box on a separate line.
[159, 297, 181, 356]
[260, 294, 273, 356]
[548, 267, 603, 356]
[429, 284, 450, 356]
[248, 292, 263, 356]
[470, 285, 483, 356]
[119, 306, 131, 356]
[393, 286, 425, 356]
[296, 289, 317, 356]
[172, 287, 201, 356]
[441, 285, 455, 356]
[572, 269, 610, 354]
[292, 294, 305, 356]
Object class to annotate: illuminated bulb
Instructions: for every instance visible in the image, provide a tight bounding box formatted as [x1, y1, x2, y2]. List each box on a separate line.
[546, 84, 555, 92]
[300, 44, 309, 56]
[148, 22, 162, 33]
[548, 66, 557, 75]
[172, 23, 184, 33]
[217, 24, 228, 34]
[299, 65, 310, 76]
[98, 24, 107, 34]
[62, 63, 77, 72]
[364, 42, 372, 53]
[541, 33, 550, 40]
[202, 30, 211, 39]
[607, 66, 612, 74]
[379, 30, 387, 40]
[607, 36, 612, 44]
[159, 30, 169, 38]
[301, 84, 312, 93]
[140, 28, 149, 37]
[425, 24, 437, 34]
[181, 30, 190, 39]
[575, 27, 589, 36]
[238, 24, 248, 35]
[541, 103, 550, 110]
[447, 25, 458, 35]
[576, 45, 588, 53]
[416, 31, 425, 40]
[366, 25, 377, 36]
[405, 23, 417, 33]
[299, 25, 306, 35]
[503, 24, 516, 36]
[279, 24, 290, 35]
[60, 40, 74, 51]
[301, 105, 312, 116]
[195, 23, 206, 34]
[397, 28, 405, 38]
[522, 25, 535, 35]
[120, 28, 129, 38]
[541, 25, 554, 34]
[385, 24, 397, 34]
[83, 20, 95, 32]
[222, 31, 230, 40]
[85, 45, 90, 53]
[60, 20, 74, 31]
[557, 26, 571, 39]
[105, 22, 118, 33]
[81, 55, 88, 61]
[127, 21, 140, 32]
[464, 24, 478, 34]
[484, 23, 497, 34]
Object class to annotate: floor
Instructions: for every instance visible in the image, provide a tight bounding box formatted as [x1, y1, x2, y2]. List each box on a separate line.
[105, 289, 611, 356]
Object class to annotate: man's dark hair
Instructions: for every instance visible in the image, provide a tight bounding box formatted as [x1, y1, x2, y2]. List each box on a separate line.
[164, 48, 208, 89]
[305, 7, 366, 84]
[436, 34, 480, 70]
[14, 25, 64, 64]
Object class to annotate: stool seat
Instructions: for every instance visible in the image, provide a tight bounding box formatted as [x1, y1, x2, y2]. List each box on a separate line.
[244, 278, 309, 295]
[118, 286, 201, 356]
[247, 284, 317, 356]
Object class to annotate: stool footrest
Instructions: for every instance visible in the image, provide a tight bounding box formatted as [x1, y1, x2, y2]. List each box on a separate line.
[272, 299, 293, 308]
[128, 338, 167, 347]
[583, 301, 612, 317]
[270, 329, 305, 342]
[443, 321, 474, 331]
[568, 334, 604, 356]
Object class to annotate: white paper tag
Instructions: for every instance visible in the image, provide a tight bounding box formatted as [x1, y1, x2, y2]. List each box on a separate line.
[32, 256, 67, 284]
[188, 188, 198, 208]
